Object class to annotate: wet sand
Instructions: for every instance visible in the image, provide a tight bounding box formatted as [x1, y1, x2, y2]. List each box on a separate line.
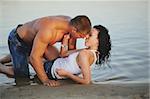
[0, 80, 149, 99]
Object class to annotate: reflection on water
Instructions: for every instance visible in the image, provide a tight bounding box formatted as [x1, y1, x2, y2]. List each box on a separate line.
[0, 1, 149, 85]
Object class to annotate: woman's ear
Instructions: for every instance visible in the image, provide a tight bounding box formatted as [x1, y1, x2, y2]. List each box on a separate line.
[85, 34, 89, 39]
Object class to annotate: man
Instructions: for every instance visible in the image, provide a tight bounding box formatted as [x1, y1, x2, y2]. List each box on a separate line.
[8, 15, 91, 86]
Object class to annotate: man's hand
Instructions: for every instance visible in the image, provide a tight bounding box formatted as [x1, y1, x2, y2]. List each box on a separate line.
[56, 68, 69, 77]
[43, 79, 60, 87]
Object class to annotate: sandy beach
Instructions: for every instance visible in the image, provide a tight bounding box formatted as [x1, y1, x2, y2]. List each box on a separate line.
[0, 79, 149, 99]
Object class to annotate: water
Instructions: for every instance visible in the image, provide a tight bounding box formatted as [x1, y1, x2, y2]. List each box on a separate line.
[0, 1, 149, 85]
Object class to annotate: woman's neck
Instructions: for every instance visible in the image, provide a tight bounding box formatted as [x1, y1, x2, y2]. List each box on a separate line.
[88, 46, 98, 51]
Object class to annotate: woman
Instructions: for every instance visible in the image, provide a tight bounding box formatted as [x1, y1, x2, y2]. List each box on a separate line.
[0, 25, 111, 86]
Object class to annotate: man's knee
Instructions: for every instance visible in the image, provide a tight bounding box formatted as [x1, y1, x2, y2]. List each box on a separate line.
[44, 45, 59, 61]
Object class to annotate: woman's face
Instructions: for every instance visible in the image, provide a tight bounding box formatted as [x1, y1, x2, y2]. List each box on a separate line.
[85, 28, 99, 47]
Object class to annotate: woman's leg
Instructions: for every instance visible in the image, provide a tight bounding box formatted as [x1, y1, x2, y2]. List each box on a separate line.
[0, 63, 14, 77]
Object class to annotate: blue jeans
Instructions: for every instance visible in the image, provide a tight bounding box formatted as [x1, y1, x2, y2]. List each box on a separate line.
[8, 25, 31, 83]
[44, 60, 57, 80]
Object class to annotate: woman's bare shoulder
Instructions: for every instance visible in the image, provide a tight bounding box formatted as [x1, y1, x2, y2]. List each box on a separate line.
[78, 49, 91, 57]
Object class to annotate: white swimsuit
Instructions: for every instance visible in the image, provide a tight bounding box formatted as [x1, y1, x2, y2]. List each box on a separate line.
[51, 50, 97, 79]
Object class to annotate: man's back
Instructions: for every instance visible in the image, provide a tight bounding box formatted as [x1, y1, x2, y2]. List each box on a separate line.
[17, 15, 71, 45]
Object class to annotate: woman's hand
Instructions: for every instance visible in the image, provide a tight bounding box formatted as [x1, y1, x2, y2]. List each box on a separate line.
[56, 68, 69, 77]
[63, 34, 70, 40]
[62, 34, 70, 43]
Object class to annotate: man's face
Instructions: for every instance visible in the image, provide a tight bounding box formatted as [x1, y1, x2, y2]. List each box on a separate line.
[69, 27, 87, 39]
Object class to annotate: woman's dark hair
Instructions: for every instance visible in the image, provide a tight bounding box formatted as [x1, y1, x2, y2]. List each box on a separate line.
[93, 25, 111, 65]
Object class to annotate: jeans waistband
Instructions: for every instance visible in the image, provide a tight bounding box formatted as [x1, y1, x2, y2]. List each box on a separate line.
[9, 24, 32, 53]
[15, 24, 31, 49]
[44, 59, 58, 80]
[15, 24, 24, 43]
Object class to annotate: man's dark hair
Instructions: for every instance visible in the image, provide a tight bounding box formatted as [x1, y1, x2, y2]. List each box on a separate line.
[70, 15, 91, 34]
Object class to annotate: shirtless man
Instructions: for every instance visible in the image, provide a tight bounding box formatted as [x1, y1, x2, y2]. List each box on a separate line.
[8, 15, 91, 86]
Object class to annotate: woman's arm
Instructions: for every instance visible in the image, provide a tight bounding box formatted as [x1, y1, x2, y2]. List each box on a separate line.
[75, 50, 92, 84]
[57, 50, 92, 84]
[60, 35, 83, 57]
[60, 34, 69, 57]
[56, 68, 91, 84]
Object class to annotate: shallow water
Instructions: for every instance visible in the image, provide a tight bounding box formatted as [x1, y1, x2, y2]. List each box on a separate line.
[0, 1, 149, 85]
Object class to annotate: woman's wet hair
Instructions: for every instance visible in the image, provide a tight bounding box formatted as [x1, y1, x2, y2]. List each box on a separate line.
[93, 25, 111, 66]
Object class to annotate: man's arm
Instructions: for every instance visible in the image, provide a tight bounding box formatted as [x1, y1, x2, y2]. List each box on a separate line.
[30, 30, 49, 82]
[29, 30, 59, 86]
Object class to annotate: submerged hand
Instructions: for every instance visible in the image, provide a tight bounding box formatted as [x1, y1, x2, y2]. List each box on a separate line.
[43, 79, 60, 87]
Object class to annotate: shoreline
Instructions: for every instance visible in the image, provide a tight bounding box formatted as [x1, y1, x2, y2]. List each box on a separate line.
[0, 80, 149, 99]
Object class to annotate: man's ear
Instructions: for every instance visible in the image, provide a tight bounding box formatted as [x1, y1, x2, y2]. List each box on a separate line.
[71, 27, 77, 33]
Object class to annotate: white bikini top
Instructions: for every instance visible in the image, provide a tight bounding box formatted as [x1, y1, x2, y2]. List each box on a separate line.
[51, 50, 97, 79]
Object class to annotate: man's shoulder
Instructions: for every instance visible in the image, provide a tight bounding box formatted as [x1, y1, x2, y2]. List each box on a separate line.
[56, 15, 71, 19]
[53, 15, 71, 21]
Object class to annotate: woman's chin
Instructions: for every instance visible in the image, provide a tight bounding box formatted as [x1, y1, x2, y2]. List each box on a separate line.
[85, 45, 89, 48]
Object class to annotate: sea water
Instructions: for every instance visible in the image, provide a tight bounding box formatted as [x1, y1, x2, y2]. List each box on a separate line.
[0, 1, 149, 85]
